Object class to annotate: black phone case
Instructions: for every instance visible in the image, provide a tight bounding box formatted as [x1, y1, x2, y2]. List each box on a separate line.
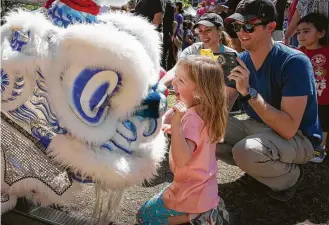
[217, 52, 238, 87]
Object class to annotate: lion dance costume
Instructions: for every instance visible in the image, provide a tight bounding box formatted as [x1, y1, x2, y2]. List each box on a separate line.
[1, 0, 167, 222]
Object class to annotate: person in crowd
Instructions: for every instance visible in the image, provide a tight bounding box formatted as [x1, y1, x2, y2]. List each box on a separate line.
[272, 0, 288, 41]
[172, 1, 185, 60]
[127, 0, 137, 12]
[284, 0, 299, 47]
[160, 13, 236, 87]
[111, 4, 129, 12]
[297, 13, 329, 163]
[218, 0, 288, 42]
[134, 0, 165, 32]
[174, 1, 184, 36]
[215, 0, 243, 52]
[195, 0, 217, 21]
[182, 20, 195, 50]
[219, 0, 322, 202]
[137, 55, 230, 225]
[283, 0, 329, 45]
[162, 0, 176, 70]
[121, 4, 128, 12]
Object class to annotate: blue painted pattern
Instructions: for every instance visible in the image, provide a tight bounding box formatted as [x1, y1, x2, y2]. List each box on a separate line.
[101, 120, 137, 155]
[143, 119, 158, 137]
[89, 83, 110, 111]
[71, 68, 121, 125]
[1, 69, 9, 92]
[1, 75, 24, 103]
[10, 30, 29, 52]
[31, 126, 54, 147]
[8, 104, 39, 125]
[117, 120, 137, 142]
[4, 71, 66, 148]
[71, 173, 94, 184]
[48, 2, 98, 28]
[102, 141, 132, 155]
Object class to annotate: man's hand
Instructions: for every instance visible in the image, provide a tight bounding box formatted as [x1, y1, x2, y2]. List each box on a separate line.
[153, 12, 163, 27]
[215, 5, 228, 13]
[228, 58, 250, 96]
[171, 102, 187, 126]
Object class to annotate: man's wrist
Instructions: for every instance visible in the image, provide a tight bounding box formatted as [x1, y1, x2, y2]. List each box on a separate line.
[240, 87, 258, 101]
[240, 87, 250, 96]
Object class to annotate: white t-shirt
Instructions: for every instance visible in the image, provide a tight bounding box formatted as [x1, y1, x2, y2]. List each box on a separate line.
[179, 42, 237, 59]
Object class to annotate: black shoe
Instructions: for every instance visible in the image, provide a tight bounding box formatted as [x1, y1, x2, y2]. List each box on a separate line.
[267, 165, 305, 202]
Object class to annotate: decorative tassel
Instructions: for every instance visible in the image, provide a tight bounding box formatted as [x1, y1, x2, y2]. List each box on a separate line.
[91, 184, 125, 225]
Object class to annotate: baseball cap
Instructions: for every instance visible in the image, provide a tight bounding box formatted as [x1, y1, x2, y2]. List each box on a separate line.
[225, 0, 277, 24]
[193, 13, 224, 29]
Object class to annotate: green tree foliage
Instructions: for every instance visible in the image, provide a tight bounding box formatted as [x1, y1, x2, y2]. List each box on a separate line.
[181, 0, 192, 8]
[1, 0, 39, 22]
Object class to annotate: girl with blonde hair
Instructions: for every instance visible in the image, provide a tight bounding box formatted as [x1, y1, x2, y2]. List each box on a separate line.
[136, 55, 229, 225]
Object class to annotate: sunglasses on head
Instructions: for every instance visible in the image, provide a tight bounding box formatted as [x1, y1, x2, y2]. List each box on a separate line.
[195, 26, 217, 34]
[232, 21, 269, 33]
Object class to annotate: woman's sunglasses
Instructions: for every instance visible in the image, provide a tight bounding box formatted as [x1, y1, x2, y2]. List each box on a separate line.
[232, 22, 269, 33]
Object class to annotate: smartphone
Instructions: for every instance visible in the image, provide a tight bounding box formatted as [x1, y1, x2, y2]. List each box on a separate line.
[216, 52, 238, 87]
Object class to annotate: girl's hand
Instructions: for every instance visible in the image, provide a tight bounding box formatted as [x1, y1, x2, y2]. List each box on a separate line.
[171, 102, 187, 126]
[161, 124, 172, 134]
[163, 108, 174, 124]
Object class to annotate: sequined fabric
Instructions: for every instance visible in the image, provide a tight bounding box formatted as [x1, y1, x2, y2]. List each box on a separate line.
[1, 119, 73, 196]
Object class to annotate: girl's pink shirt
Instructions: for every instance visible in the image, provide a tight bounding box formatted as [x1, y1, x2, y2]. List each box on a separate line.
[162, 108, 219, 213]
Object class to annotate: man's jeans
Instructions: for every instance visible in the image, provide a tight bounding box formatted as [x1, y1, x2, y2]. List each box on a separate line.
[216, 116, 314, 191]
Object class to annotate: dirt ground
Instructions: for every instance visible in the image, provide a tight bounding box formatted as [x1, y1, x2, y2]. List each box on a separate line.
[59, 154, 329, 225]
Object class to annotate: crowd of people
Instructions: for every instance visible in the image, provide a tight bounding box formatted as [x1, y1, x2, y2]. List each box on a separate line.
[112, 0, 328, 224]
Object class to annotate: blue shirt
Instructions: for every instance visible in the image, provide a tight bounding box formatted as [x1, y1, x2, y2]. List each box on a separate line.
[238, 43, 322, 146]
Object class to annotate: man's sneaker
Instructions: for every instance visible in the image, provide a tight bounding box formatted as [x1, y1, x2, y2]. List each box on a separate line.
[267, 165, 304, 202]
[310, 148, 326, 163]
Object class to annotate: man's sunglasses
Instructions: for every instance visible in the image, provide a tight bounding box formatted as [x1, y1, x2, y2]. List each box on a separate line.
[232, 22, 269, 33]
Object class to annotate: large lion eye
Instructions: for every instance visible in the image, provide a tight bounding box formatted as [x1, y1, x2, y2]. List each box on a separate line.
[63, 67, 122, 126]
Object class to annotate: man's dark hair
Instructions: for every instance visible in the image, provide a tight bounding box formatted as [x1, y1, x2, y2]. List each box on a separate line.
[183, 20, 193, 30]
[298, 13, 329, 45]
